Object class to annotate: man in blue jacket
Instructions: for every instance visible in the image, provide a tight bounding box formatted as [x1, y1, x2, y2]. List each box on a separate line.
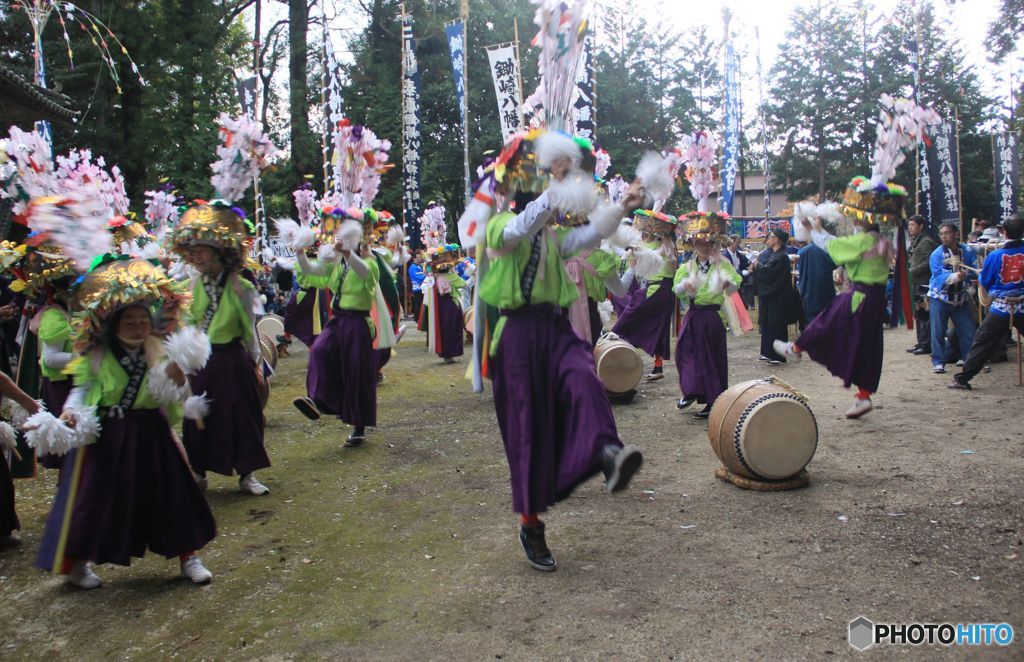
[928, 222, 978, 374]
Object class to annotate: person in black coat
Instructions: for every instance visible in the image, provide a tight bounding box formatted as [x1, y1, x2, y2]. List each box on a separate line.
[752, 229, 802, 364]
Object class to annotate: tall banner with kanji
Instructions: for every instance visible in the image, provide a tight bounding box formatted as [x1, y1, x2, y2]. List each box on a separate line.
[994, 132, 1019, 222]
[401, 15, 423, 248]
[924, 118, 961, 229]
[572, 34, 595, 141]
[486, 44, 523, 141]
[323, 25, 346, 192]
[720, 42, 740, 215]
[445, 21, 467, 134]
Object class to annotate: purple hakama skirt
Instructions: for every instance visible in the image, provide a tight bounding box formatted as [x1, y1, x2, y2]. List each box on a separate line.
[611, 278, 640, 317]
[306, 310, 376, 427]
[675, 305, 728, 404]
[796, 282, 886, 393]
[435, 295, 464, 359]
[491, 305, 622, 515]
[38, 377, 73, 470]
[611, 277, 675, 358]
[284, 287, 320, 347]
[36, 409, 216, 570]
[0, 453, 17, 537]
[374, 347, 392, 373]
[183, 340, 269, 477]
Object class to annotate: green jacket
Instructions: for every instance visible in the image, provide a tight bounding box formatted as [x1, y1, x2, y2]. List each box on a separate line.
[908, 233, 937, 292]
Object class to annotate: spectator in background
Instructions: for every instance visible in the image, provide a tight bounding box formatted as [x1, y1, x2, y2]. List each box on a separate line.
[721, 235, 751, 308]
[751, 229, 802, 364]
[928, 222, 978, 374]
[796, 236, 837, 326]
[906, 215, 937, 355]
[408, 251, 427, 321]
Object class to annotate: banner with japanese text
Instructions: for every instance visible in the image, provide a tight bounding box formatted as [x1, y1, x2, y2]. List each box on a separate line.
[924, 118, 961, 229]
[993, 132, 1019, 222]
[572, 35, 595, 141]
[486, 44, 523, 141]
[401, 16, 423, 248]
[720, 42, 740, 215]
[445, 21, 467, 134]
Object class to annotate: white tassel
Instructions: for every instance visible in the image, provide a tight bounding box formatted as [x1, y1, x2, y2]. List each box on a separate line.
[632, 247, 665, 280]
[183, 393, 211, 421]
[163, 327, 212, 374]
[546, 173, 598, 214]
[635, 152, 675, 207]
[338, 219, 363, 252]
[0, 422, 17, 452]
[597, 300, 614, 327]
[24, 409, 82, 456]
[535, 131, 582, 167]
[587, 202, 624, 239]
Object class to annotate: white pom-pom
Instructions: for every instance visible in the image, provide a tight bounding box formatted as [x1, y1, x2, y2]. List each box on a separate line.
[635, 152, 675, 206]
[587, 202, 623, 239]
[164, 327, 212, 375]
[6, 399, 41, 427]
[183, 393, 211, 421]
[535, 131, 582, 168]
[137, 242, 163, 260]
[546, 173, 598, 214]
[632, 246, 665, 280]
[63, 404, 101, 449]
[147, 361, 189, 406]
[608, 223, 641, 250]
[337, 219, 363, 252]
[275, 218, 300, 247]
[0, 422, 17, 452]
[386, 225, 405, 247]
[816, 202, 844, 227]
[292, 226, 317, 251]
[597, 300, 614, 327]
[24, 410, 83, 456]
[318, 243, 338, 261]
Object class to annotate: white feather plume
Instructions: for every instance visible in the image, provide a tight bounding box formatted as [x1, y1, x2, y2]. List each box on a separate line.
[635, 151, 675, 207]
[183, 393, 211, 421]
[209, 114, 280, 203]
[546, 173, 598, 214]
[0, 422, 17, 452]
[632, 246, 666, 280]
[275, 218, 299, 247]
[338, 219, 364, 252]
[535, 130, 582, 167]
[607, 222, 641, 250]
[163, 327, 213, 375]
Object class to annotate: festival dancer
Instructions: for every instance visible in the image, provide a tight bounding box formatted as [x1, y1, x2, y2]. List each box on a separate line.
[463, 127, 666, 572]
[369, 210, 408, 381]
[421, 245, 467, 363]
[950, 215, 1024, 389]
[775, 177, 903, 418]
[26, 257, 216, 588]
[673, 214, 741, 418]
[172, 115, 278, 495]
[610, 209, 679, 380]
[564, 240, 633, 346]
[0, 371, 42, 543]
[291, 207, 388, 447]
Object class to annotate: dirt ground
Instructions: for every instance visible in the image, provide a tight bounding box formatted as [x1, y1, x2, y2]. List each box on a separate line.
[0, 323, 1021, 660]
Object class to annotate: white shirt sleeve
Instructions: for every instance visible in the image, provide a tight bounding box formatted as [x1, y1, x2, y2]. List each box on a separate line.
[559, 223, 604, 256]
[604, 269, 634, 297]
[42, 341, 73, 371]
[810, 228, 835, 251]
[296, 251, 332, 276]
[347, 253, 371, 278]
[501, 191, 552, 248]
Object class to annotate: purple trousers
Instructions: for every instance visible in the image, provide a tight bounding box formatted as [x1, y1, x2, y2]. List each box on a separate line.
[611, 278, 675, 358]
[675, 304, 728, 404]
[307, 310, 377, 427]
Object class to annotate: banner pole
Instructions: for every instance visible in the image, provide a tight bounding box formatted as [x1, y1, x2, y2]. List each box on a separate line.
[461, 0, 471, 204]
[513, 17, 525, 129]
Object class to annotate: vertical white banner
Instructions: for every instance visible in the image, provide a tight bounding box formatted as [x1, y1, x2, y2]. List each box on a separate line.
[486, 44, 523, 141]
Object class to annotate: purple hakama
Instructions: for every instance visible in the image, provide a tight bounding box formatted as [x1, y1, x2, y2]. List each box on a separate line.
[306, 310, 376, 427]
[796, 282, 886, 392]
[38, 377, 73, 470]
[374, 347, 392, 373]
[283, 287, 321, 347]
[611, 277, 676, 358]
[36, 409, 216, 570]
[491, 306, 622, 515]
[610, 278, 640, 317]
[675, 305, 728, 404]
[435, 295, 465, 359]
[0, 453, 17, 537]
[183, 340, 269, 477]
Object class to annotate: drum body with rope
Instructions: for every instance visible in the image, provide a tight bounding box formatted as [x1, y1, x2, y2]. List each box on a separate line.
[256, 331, 277, 408]
[593, 333, 644, 396]
[707, 378, 818, 481]
[464, 306, 475, 338]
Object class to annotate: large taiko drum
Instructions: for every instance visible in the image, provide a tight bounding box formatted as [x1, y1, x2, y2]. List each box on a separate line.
[708, 379, 818, 481]
[464, 306, 475, 336]
[256, 331, 277, 409]
[257, 313, 285, 344]
[593, 333, 644, 395]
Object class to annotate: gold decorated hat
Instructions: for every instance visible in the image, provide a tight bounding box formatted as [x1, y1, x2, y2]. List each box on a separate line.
[0, 241, 26, 273]
[72, 256, 190, 350]
[9, 242, 76, 295]
[679, 211, 731, 245]
[171, 201, 252, 254]
[841, 176, 907, 227]
[428, 244, 461, 270]
[632, 209, 678, 238]
[108, 215, 157, 253]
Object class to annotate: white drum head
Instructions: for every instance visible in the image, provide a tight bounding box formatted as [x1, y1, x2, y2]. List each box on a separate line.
[596, 342, 644, 394]
[257, 313, 285, 340]
[736, 395, 817, 479]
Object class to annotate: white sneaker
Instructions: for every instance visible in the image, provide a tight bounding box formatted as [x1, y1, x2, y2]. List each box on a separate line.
[395, 324, 409, 344]
[773, 340, 802, 363]
[193, 471, 208, 492]
[180, 557, 213, 584]
[239, 473, 270, 496]
[67, 561, 102, 589]
[845, 398, 873, 419]
[932, 365, 945, 374]
[955, 359, 965, 367]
